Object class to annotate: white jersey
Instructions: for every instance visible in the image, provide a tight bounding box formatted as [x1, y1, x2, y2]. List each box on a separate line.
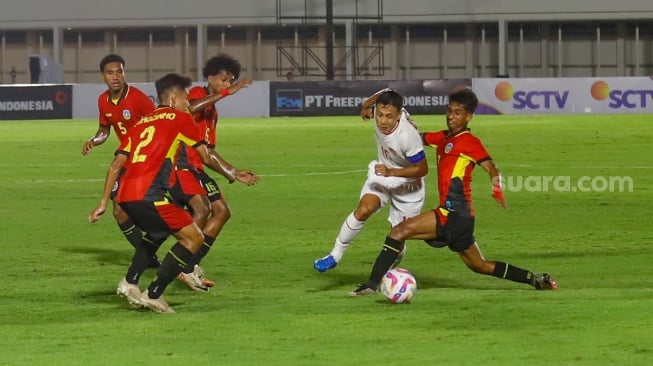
[373, 108, 425, 187]
[361, 108, 426, 226]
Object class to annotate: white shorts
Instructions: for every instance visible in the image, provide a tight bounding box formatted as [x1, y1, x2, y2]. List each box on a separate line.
[360, 160, 426, 227]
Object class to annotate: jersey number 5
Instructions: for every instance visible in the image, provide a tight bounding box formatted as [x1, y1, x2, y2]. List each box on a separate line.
[132, 126, 155, 163]
[117, 121, 128, 135]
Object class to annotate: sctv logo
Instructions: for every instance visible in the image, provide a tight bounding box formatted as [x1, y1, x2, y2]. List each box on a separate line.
[591, 81, 653, 108]
[494, 81, 569, 110]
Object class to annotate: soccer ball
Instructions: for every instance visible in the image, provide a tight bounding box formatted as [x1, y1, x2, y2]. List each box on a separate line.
[380, 268, 417, 303]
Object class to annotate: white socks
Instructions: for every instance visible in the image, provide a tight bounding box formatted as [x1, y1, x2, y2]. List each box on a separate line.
[330, 212, 365, 262]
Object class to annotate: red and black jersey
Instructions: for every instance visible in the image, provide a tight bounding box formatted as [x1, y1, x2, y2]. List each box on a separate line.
[176, 86, 219, 172]
[97, 84, 155, 147]
[188, 85, 218, 147]
[116, 107, 205, 203]
[423, 129, 491, 217]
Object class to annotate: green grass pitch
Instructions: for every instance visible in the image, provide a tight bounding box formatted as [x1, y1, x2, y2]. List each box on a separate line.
[0, 114, 651, 365]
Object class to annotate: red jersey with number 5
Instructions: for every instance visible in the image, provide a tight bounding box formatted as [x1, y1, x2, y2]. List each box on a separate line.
[116, 107, 205, 203]
[98, 84, 155, 147]
[422, 129, 491, 216]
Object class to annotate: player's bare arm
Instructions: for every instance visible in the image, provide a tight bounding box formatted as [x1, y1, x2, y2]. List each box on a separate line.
[479, 159, 507, 209]
[360, 87, 393, 120]
[188, 78, 253, 114]
[82, 125, 111, 155]
[374, 159, 428, 178]
[228, 78, 252, 95]
[195, 145, 260, 186]
[89, 153, 127, 222]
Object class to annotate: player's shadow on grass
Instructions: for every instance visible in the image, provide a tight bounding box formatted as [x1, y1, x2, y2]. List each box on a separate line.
[60, 246, 131, 267]
[311, 270, 523, 292]
[414, 275, 483, 290]
[309, 271, 364, 292]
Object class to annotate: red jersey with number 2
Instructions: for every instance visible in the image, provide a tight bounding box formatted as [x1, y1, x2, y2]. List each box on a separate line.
[116, 107, 205, 203]
[97, 84, 155, 147]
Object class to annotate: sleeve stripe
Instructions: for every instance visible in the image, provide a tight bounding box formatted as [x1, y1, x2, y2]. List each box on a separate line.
[407, 150, 426, 164]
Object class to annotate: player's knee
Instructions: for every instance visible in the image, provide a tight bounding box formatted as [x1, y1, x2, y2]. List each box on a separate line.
[210, 202, 231, 222]
[354, 207, 374, 221]
[389, 221, 412, 241]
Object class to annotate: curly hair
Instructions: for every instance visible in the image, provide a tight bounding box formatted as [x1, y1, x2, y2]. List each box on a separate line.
[202, 54, 241, 80]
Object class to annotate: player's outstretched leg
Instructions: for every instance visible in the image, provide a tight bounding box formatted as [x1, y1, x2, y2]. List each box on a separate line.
[532, 273, 558, 290]
[314, 212, 366, 272]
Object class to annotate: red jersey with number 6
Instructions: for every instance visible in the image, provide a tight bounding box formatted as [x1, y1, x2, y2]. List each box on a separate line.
[97, 84, 155, 147]
[422, 129, 491, 216]
[116, 107, 206, 203]
[176, 86, 219, 172]
[188, 85, 218, 147]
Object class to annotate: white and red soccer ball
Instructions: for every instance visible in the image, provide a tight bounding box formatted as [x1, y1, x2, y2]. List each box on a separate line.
[380, 268, 417, 303]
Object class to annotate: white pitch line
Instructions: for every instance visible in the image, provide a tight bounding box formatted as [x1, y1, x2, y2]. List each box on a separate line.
[0, 163, 86, 167]
[263, 170, 365, 177]
[571, 166, 653, 169]
[9, 164, 653, 184]
[500, 164, 653, 170]
[2, 162, 651, 170]
[11, 170, 368, 183]
[12, 178, 105, 183]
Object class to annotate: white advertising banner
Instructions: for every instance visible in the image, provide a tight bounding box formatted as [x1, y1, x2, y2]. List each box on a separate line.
[472, 77, 653, 115]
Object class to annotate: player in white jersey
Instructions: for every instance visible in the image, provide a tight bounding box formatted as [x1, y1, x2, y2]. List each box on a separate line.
[314, 88, 429, 272]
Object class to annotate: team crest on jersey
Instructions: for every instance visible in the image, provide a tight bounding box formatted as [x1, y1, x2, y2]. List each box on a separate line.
[122, 109, 131, 120]
[444, 142, 454, 153]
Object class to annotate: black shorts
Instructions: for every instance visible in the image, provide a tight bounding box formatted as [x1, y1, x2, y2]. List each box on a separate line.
[170, 170, 222, 205]
[120, 200, 193, 241]
[424, 207, 476, 252]
[197, 171, 222, 202]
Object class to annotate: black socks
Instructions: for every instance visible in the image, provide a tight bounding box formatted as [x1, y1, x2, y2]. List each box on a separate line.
[147, 243, 194, 298]
[118, 219, 142, 248]
[367, 236, 405, 288]
[492, 261, 534, 286]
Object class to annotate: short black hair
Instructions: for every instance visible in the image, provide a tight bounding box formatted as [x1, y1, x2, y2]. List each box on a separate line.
[449, 88, 479, 113]
[376, 89, 403, 112]
[202, 54, 241, 80]
[99, 54, 125, 72]
[155, 73, 192, 101]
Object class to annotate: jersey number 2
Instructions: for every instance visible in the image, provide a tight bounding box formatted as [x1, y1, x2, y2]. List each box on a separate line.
[132, 126, 155, 163]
